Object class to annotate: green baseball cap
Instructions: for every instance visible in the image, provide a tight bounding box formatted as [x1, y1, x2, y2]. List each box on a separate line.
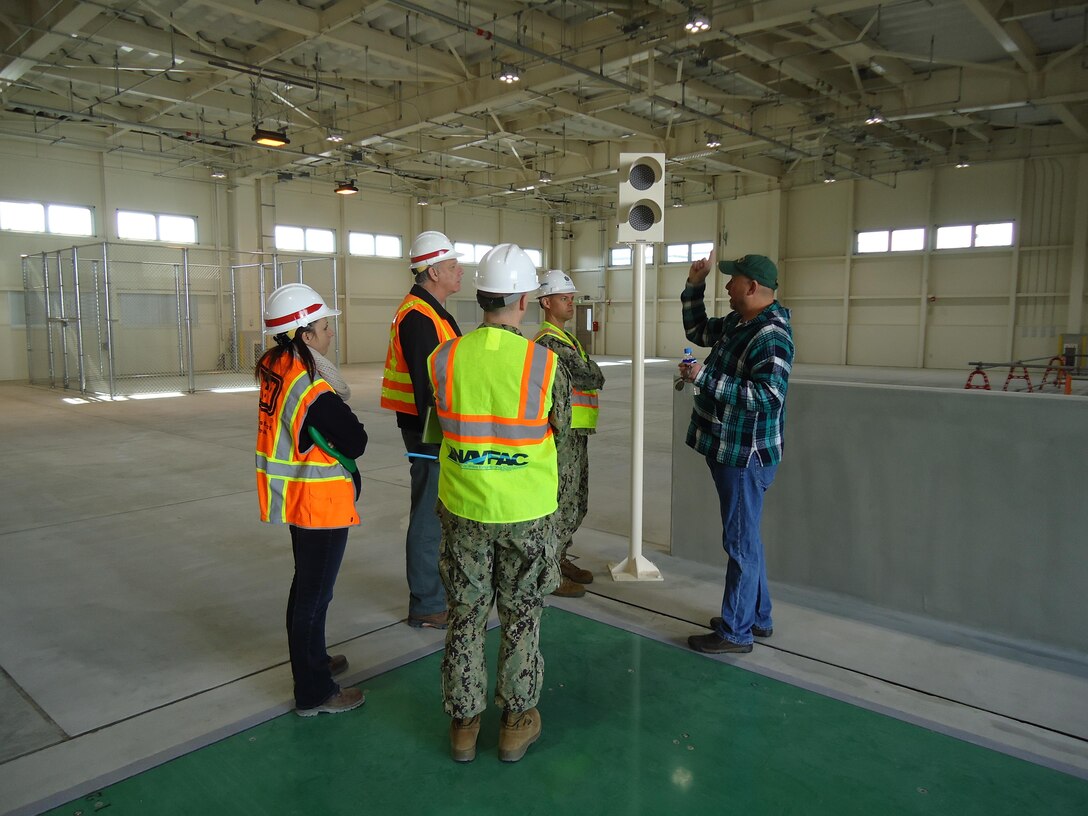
[718, 254, 779, 290]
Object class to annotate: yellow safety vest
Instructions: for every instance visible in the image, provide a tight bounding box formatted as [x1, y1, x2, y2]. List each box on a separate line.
[256, 354, 359, 528]
[534, 321, 600, 430]
[381, 294, 459, 414]
[428, 326, 558, 523]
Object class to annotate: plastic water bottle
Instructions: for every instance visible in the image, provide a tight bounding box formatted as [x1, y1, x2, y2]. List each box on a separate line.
[682, 348, 700, 395]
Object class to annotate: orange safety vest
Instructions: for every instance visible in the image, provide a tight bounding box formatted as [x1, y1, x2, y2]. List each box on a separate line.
[534, 321, 600, 430]
[428, 326, 558, 523]
[381, 294, 459, 414]
[256, 353, 359, 528]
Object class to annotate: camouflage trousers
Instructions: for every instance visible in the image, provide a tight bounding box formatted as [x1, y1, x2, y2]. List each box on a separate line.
[437, 502, 561, 719]
[555, 431, 590, 560]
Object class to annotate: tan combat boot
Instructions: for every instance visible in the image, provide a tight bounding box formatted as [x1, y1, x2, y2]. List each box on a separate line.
[449, 714, 481, 762]
[498, 707, 541, 762]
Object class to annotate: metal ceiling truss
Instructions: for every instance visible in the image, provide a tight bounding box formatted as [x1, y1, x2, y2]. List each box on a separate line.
[1, 0, 1086, 219]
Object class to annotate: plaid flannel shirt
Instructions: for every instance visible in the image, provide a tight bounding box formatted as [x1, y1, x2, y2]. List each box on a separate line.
[681, 282, 794, 467]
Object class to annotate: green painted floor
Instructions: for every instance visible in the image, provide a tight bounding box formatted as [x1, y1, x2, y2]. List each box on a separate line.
[45, 608, 1088, 816]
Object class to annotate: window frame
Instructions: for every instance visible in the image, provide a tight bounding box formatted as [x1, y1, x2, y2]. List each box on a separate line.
[273, 223, 336, 254]
[117, 209, 197, 244]
[0, 199, 95, 237]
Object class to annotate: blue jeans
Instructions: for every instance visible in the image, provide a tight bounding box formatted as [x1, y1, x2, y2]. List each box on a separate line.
[401, 428, 447, 618]
[706, 458, 777, 646]
[287, 526, 347, 708]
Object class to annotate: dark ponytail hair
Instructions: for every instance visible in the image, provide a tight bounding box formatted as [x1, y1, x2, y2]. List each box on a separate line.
[255, 325, 318, 384]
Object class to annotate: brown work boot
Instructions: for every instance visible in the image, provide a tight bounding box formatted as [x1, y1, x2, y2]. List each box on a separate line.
[550, 577, 586, 598]
[407, 610, 449, 629]
[498, 708, 541, 762]
[560, 557, 593, 585]
[449, 714, 481, 763]
[295, 687, 365, 717]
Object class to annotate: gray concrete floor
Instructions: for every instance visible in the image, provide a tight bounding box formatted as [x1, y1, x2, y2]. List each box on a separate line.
[1, 359, 1086, 816]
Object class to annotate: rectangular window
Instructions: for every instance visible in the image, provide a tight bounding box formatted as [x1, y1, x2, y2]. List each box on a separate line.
[348, 232, 374, 256]
[857, 230, 889, 253]
[609, 246, 654, 266]
[274, 225, 305, 251]
[46, 204, 94, 236]
[374, 234, 401, 258]
[666, 242, 714, 264]
[934, 221, 1014, 250]
[524, 248, 542, 268]
[935, 225, 972, 249]
[454, 242, 494, 264]
[691, 242, 714, 259]
[1, 201, 46, 233]
[117, 210, 196, 243]
[348, 232, 403, 258]
[117, 211, 157, 241]
[1, 200, 94, 236]
[305, 227, 334, 253]
[666, 244, 690, 264]
[890, 228, 925, 252]
[275, 225, 335, 253]
[975, 222, 1013, 247]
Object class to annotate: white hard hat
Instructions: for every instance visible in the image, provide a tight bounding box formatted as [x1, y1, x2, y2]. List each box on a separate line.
[264, 283, 340, 335]
[475, 243, 540, 295]
[409, 230, 463, 272]
[537, 269, 577, 298]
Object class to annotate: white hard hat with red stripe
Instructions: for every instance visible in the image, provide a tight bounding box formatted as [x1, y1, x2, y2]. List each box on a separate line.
[263, 283, 340, 335]
[537, 269, 577, 297]
[409, 230, 463, 272]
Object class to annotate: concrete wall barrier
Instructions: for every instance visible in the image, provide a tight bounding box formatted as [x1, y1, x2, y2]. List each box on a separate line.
[671, 380, 1088, 654]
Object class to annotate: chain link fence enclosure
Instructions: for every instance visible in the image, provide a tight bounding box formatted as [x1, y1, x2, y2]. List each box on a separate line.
[22, 243, 339, 398]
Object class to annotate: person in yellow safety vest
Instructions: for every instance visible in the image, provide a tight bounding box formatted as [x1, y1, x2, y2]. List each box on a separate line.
[256, 283, 369, 717]
[534, 269, 605, 598]
[427, 243, 571, 765]
[380, 230, 463, 630]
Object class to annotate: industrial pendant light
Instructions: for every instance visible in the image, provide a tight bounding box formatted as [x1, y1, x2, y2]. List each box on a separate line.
[252, 127, 290, 147]
[334, 179, 359, 195]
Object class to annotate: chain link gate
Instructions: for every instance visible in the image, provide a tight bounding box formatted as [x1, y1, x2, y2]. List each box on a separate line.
[23, 243, 339, 399]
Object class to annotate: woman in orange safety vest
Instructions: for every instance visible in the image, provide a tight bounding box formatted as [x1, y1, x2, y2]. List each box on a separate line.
[255, 283, 367, 717]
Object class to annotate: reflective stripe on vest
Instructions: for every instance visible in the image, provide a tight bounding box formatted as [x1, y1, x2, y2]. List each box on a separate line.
[256, 354, 359, 528]
[380, 295, 458, 414]
[428, 326, 558, 523]
[533, 322, 599, 430]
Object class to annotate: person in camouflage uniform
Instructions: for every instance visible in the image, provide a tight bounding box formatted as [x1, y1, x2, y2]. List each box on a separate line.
[534, 270, 605, 597]
[427, 244, 569, 764]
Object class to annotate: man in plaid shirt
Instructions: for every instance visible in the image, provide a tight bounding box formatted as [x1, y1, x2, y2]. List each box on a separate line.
[678, 252, 794, 654]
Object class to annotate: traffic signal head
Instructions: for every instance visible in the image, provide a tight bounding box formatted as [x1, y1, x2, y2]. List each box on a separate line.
[617, 152, 665, 243]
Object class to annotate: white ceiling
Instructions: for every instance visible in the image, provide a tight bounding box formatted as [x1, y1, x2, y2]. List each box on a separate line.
[2, 0, 1087, 221]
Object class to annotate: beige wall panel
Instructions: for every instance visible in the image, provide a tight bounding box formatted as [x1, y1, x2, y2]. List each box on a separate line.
[342, 191, 409, 237]
[782, 260, 844, 298]
[855, 172, 930, 229]
[925, 325, 1006, 369]
[720, 191, 779, 259]
[658, 321, 690, 358]
[850, 300, 921, 326]
[664, 201, 716, 244]
[1017, 249, 1071, 293]
[444, 206, 498, 243]
[930, 253, 1011, 296]
[933, 163, 1017, 224]
[786, 184, 850, 258]
[607, 268, 634, 300]
[275, 188, 340, 231]
[928, 300, 1008, 327]
[346, 258, 412, 299]
[850, 257, 923, 297]
[658, 265, 692, 297]
[570, 222, 605, 272]
[791, 324, 842, 364]
[1020, 157, 1078, 244]
[848, 325, 918, 367]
